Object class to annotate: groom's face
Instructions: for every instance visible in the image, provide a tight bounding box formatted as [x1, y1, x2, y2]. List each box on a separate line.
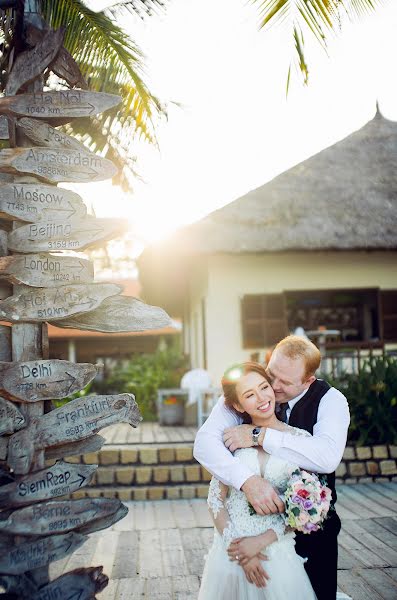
[266, 350, 312, 403]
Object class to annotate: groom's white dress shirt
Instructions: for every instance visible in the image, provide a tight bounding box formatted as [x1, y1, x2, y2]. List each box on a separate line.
[193, 385, 350, 490]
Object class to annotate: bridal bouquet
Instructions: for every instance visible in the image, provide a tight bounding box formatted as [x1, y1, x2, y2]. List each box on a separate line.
[284, 469, 332, 533]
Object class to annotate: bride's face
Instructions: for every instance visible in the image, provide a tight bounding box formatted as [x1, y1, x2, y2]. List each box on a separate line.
[234, 371, 275, 421]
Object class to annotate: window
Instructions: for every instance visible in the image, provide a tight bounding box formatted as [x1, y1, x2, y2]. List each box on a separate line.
[241, 294, 288, 348]
[381, 291, 397, 342]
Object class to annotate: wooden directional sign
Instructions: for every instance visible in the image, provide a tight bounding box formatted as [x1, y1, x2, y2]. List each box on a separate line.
[0, 147, 118, 184]
[7, 394, 140, 474]
[6, 28, 65, 96]
[54, 295, 173, 333]
[0, 531, 86, 575]
[0, 397, 25, 436]
[0, 359, 97, 402]
[0, 283, 121, 323]
[8, 216, 127, 253]
[17, 117, 89, 153]
[0, 254, 94, 288]
[0, 461, 97, 509]
[31, 566, 108, 600]
[0, 497, 125, 537]
[45, 434, 105, 461]
[0, 183, 87, 222]
[0, 90, 121, 119]
[77, 503, 128, 536]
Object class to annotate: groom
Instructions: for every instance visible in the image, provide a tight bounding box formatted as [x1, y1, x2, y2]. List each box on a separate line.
[193, 335, 350, 600]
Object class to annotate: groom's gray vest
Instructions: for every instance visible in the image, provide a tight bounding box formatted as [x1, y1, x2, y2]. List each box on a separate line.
[288, 379, 337, 507]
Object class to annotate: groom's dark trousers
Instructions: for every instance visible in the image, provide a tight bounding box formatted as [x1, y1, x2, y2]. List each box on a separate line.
[294, 511, 341, 600]
[288, 379, 342, 600]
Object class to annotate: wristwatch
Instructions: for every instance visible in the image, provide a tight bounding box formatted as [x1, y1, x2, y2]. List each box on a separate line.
[252, 427, 261, 446]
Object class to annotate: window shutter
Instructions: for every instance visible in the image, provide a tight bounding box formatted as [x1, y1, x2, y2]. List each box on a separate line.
[381, 290, 397, 342]
[241, 294, 288, 348]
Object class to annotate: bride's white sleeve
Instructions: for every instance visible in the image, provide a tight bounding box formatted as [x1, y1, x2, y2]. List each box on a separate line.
[207, 477, 240, 548]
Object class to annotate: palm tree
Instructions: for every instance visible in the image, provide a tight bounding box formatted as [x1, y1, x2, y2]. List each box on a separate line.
[251, 0, 385, 90]
[0, 0, 167, 190]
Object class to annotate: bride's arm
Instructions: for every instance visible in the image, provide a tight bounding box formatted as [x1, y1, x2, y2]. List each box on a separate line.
[227, 514, 287, 566]
[207, 476, 240, 547]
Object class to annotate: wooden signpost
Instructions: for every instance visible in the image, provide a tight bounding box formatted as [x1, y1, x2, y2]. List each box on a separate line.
[7, 216, 127, 253]
[0, 282, 121, 323]
[8, 393, 140, 474]
[0, 90, 121, 120]
[0, 183, 87, 222]
[6, 28, 65, 96]
[45, 434, 105, 461]
[30, 566, 109, 600]
[0, 359, 97, 402]
[0, 146, 118, 183]
[0, 254, 94, 288]
[0, 397, 25, 435]
[0, 461, 97, 509]
[17, 117, 90, 153]
[0, 497, 125, 536]
[0, 531, 87, 575]
[55, 294, 173, 332]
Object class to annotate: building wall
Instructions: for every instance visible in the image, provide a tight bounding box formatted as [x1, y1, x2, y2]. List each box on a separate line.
[198, 251, 397, 383]
[184, 259, 208, 372]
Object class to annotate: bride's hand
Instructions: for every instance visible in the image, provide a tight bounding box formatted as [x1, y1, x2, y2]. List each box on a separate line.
[228, 529, 276, 566]
[242, 556, 269, 588]
[242, 475, 284, 515]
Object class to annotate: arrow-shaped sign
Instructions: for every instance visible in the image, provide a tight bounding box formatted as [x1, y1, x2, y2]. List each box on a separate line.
[0, 183, 86, 223]
[0, 396, 25, 436]
[0, 497, 125, 536]
[0, 254, 94, 287]
[30, 566, 109, 600]
[7, 216, 127, 253]
[0, 359, 97, 402]
[0, 460, 97, 509]
[54, 294, 173, 333]
[45, 434, 105, 462]
[17, 117, 90, 154]
[0, 282, 121, 323]
[7, 394, 141, 474]
[0, 532, 86, 575]
[0, 147, 118, 184]
[0, 90, 121, 119]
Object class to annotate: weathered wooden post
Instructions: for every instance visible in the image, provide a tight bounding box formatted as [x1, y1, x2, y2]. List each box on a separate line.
[0, 4, 171, 598]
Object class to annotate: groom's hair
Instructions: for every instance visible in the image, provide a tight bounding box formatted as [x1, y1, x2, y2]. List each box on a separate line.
[222, 362, 270, 423]
[274, 335, 321, 379]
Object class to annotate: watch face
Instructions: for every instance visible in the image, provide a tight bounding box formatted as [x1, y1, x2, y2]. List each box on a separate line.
[252, 427, 261, 435]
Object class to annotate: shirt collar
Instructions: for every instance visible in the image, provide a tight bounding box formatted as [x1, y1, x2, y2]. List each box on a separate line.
[287, 387, 309, 411]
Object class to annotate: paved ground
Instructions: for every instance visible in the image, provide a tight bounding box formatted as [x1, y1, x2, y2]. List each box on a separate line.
[50, 481, 397, 600]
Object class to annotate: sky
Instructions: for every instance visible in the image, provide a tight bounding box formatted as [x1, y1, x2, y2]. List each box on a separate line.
[78, 0, 397, 253]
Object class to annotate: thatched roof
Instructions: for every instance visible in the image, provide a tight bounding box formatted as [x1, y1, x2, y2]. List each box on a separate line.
[142, 106, 397, 257]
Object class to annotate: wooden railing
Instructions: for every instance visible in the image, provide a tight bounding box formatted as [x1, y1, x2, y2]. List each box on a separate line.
[321, 343, 396, 377]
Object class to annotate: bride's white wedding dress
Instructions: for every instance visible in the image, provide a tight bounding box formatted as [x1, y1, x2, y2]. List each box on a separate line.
[198, 426, 317, 600]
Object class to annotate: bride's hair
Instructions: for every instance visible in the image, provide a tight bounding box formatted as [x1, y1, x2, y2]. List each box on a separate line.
[222, 362, 270, 424]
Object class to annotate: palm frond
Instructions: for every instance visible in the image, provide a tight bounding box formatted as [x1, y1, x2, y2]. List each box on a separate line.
[251, 0, 384, 87]
[105, 0, 166, 20]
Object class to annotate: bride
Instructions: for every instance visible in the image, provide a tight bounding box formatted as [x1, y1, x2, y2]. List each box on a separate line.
[198, 362, 318, 599]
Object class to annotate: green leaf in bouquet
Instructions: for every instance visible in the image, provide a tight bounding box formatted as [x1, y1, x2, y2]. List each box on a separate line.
[291, 507, 300, 516]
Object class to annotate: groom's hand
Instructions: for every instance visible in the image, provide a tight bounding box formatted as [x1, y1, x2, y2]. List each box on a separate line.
[242, 475, 284, 515]
[224, 424, 263, 452]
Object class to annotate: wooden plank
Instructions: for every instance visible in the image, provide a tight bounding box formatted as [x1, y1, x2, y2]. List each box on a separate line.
[337, 569, 384, 600]
[53, 295, 172, 333]
[0, 359, 97, 403]
[356, 568, 397, 600]
[31, 566, 109, 600]
[77, 504, 128, 536]
[7, 393, 141, 474]
[374, 517, 397, 536]
[46, 434, 105, 461]
[8, 216, 126, 253]
[0, 253, 94, 288]
[358, 518, 397, 554]
[358, 483, 397, 513]
[0, 460, 97, 508]
[0, 183, 87, 222]
[0, 326, 11, 361]
[51, 46, 87, 89]
[0, 116, 9, 140]
[0, 396, 25, 435]
[338, 528, 388, 568]
[0, 498, 125, 536]
[0, 90, 121, 119]
[0, 282, 121, 323]
[336, 487, 375, 519]
[340, 484, 394, 517]
[17, 117, 88, 153]
[0, 531, 86, 575]
[343, 520, 397, 566]
[6, 28, 65, 96]
[0, 574, 38, 598]
[0, 147, 118, 184]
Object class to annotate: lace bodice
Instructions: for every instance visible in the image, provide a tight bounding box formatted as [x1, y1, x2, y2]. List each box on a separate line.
[208, 425, 311, 544]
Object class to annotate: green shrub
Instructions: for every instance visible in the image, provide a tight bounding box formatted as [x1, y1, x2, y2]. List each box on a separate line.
[325, 355, 397, 446]
[92, 346, 190, 421]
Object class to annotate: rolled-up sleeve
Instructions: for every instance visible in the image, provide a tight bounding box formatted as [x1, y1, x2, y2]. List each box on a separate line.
[193, 397, 255, 490]
[263, 388, 350, 473]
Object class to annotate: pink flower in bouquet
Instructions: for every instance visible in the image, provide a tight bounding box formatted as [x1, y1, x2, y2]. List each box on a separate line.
[284, 469, 331, 534]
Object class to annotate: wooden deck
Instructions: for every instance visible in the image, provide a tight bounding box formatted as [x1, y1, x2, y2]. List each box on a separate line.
[101, 422, 198, 445]
[50, 481, 397, 599]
